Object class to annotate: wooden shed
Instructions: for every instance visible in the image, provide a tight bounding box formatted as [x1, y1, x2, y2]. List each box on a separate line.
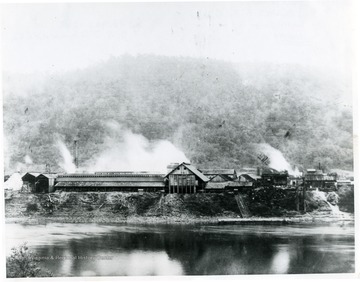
[37, 173, 58, 193]
[21, 172, 41, 193]
[164, 162, 209, 194]
[22, 172, 57, 193]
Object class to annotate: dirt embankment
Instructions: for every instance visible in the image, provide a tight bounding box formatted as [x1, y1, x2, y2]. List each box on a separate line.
[5, 191, 240, 224]
[4, 187, 354, 224]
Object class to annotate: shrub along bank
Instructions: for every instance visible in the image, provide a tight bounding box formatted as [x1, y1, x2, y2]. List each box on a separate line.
[4, 187, 353, 224]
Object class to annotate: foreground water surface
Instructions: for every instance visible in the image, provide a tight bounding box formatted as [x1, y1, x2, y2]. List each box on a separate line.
[6, 222, 354, 276]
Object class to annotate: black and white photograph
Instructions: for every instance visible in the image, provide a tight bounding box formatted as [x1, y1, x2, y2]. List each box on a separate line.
[1, 0, 358, 279]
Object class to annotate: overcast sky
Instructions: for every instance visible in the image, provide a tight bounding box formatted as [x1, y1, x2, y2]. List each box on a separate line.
[1, 1, 354, 75]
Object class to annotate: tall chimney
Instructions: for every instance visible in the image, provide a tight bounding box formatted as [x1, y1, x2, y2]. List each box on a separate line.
[74, 137, 79, 169]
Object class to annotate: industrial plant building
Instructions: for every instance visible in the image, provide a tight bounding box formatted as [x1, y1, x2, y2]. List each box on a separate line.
[17, 162, 347, 194]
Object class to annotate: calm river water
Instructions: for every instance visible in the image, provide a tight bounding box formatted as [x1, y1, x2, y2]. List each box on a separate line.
[5, 222, 354, 276]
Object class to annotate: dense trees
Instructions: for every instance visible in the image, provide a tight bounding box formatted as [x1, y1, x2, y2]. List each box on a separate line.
[3, 55, 353, 173]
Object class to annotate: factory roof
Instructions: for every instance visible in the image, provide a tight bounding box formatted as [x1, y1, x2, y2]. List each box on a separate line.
[164, 163, 210, 182]
[199, 169, 236, 175]
[55, 181, 165, 188]
[39, 173, 58, 179]
[241, 174, 262, 181]
[22, 172, 41, 178]
[57, 173, 165, 178]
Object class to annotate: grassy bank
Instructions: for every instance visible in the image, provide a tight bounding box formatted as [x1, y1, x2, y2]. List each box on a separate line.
[4, 189, 354, 225]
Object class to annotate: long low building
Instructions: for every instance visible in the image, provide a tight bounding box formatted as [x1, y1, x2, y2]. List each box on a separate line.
[55, 172, 166, 192]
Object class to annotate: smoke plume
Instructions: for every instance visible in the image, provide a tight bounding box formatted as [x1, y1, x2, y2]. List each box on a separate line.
[56, 140, 76, 173]
[257, 143, 301, 176]
[24, 155, 33, 164]
[87, 122, 189, 173]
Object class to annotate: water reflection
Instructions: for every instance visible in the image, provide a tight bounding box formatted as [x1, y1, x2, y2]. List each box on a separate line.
[6, 223, 354, 276]
[271, 247, 290, 274]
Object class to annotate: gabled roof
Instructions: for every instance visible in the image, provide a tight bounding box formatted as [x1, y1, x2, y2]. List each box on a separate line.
[164, 162, 209, 182]
[26, 172, 41, 177]
[39, 173, 58, 179]
[21, 172, 41, 180]
[209, 174, 234, 182]
[241, 173, 262, 181]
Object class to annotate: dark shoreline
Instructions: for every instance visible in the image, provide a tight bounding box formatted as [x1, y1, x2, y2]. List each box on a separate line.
[5, 212, 354, 225]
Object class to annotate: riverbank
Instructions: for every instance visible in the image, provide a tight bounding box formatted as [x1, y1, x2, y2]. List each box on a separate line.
[5, 213, 354, 225]
[5, 190, 354, 225]
[5, 211, 354, 225]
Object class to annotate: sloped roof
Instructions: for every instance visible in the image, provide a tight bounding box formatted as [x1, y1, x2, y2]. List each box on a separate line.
[39, 173, 58, 179]
[164, 162, 209, 182]
[241, 174, 261, 181]
[55, 181, 165, 188]
[58, 173, 164, 178]
[199, 169, 236, 175]
[209, 174, 234, 182]
[21, 172, 41, 181]
[25, 172, 41, 177]
[94, 171, 164, 176]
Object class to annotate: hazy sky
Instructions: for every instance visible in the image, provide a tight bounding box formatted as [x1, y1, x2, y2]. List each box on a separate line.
[1, 1, 354, 75]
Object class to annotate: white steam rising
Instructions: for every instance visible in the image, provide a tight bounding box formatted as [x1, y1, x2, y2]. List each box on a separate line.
[257, 143, 301, 176]
[24, 155, 33, 164]
[87, 123, 189, 173]
[56, 140, 76, 173]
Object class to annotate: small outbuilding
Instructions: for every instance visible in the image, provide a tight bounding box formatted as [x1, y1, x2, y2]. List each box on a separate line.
[22, 172, 57, 193]
[37, 174, 58, 193]
[21, 172, 41, 193]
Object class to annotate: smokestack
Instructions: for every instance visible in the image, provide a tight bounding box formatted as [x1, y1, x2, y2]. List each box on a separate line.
[45, 163, 50, 173]
[74, 137, 79, 169]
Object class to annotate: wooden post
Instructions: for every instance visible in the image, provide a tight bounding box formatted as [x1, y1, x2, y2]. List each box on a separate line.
[295, 187, 299, 211]
[303, 185, 306, 212]
[177, 175, 179, 194]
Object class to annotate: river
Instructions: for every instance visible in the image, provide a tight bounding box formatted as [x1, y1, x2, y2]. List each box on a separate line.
[5, 222, 354, 276]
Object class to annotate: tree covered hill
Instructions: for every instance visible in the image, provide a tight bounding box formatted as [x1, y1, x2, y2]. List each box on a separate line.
[3, 55, 353, 173]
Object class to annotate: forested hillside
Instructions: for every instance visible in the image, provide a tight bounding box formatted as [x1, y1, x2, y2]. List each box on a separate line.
[3, 55, 353, 173]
